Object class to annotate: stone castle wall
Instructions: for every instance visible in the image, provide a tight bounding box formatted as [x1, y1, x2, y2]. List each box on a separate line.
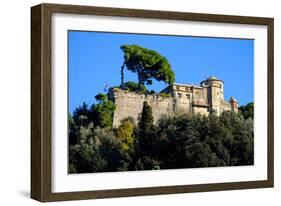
[110, 78, 238, 127]
[220, 101, 233, 112]
[110, 88, 224, 127]
[110, 89, 178, 127]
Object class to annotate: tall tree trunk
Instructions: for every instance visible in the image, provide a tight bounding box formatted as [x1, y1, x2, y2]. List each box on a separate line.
[121, 62, 125, 89]
[137, 67, 145, 91]
[138, 75, 144, 90]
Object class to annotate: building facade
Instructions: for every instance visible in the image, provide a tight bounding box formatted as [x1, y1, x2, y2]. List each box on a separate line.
[110, 76, 238, 127]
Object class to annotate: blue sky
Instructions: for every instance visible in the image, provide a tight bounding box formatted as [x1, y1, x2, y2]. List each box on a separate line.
[68, 31, 254, 113]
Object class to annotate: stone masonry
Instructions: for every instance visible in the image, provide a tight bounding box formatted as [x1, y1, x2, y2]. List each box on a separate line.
[109, 76, 238, 127]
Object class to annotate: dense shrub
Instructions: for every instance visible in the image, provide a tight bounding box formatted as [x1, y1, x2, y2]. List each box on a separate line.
[69, 99, 254, 173]
[239, 102, 254, 120]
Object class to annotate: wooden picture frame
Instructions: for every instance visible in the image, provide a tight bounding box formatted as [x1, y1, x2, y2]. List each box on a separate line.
[31, 3, 274, 202]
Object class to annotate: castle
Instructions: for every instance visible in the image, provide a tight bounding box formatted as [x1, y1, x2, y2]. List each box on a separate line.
[109, 76, 238, 127]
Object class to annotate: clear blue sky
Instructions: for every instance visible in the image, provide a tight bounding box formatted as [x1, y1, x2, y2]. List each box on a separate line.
[68, 31, 254, 113]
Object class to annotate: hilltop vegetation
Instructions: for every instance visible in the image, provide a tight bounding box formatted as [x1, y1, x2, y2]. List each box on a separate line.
[239, 102, 254, 119]
[69, 97, 254, 173]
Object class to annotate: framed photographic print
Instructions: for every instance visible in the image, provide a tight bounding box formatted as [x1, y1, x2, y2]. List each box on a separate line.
[31, 3, 274, 202]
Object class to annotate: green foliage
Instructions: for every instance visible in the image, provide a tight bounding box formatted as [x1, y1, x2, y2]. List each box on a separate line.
[112, 81, 160, 95]
[135, 156, 160, 170]
[69, 98, 254, 173]
[72, 102, 90, 127]
[137, 101, 156, 156]
[90, 93, 116, 128]
[69, 127, 132, 173]
[120, 44, 175, 88]
[156, 114, 217, 168]
[138, 101, 154, 132]
[115, 118, 135, 152]
[158, 92, 171, 98]
[69, 142, 106, 173]
[134, 102, 163, 170]
[156, 112, 254, 169]
[95, 127, 132, 172]
[68, 112, 78, 145]
[69, 93, 115, 145]
[123, 81, 147, 94]
[239, 102, 254, 119]
[95, 93, 107, 102]
[219, 111, 254, 165]
[68, 163, 77, 174]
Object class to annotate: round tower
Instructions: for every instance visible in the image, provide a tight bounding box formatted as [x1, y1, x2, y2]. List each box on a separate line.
[200, 76, 224, 115]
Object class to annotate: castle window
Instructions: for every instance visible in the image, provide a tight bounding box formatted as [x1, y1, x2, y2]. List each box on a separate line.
[186, 94, 190, 98]
[177, 93, 182, 98]
[176, 86, 179, 90]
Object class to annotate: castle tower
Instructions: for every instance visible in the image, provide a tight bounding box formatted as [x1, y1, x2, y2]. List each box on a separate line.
[229, 96, 238, 112]
[200, 76, 224, 115]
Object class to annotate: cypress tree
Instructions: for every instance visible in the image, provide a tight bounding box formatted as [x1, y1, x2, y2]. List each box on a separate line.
[139, 101, 154, 132]
[136, 101, 160, 169]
